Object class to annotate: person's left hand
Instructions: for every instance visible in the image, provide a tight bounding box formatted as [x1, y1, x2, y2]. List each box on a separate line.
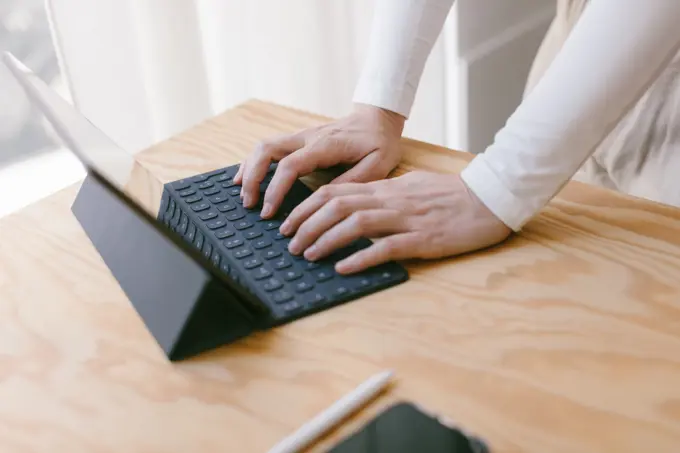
[279, 171, 513, 274]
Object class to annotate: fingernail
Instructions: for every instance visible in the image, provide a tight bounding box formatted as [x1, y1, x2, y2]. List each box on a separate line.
[304, 245, 319, 261]
[288, 238, 301, 255]
[261, 203, 273, 218]
[280, 221, 290, 235]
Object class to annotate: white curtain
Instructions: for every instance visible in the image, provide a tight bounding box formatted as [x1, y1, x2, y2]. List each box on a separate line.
[46, 0, 454, 156]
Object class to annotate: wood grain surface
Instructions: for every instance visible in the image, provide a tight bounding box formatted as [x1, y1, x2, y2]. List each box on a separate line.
[1, 100, 680, 453]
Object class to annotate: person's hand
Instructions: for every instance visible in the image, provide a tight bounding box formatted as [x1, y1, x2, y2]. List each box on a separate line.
[233, 103, 405, 218]
[279, 171, 513, 274]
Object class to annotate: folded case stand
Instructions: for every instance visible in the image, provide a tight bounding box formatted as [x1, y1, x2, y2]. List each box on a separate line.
[71, 173, 259, 360]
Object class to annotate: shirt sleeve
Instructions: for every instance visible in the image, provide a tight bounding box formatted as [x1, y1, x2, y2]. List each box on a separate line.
[352, 0, 455, 118]
[460, 0, 680, 232]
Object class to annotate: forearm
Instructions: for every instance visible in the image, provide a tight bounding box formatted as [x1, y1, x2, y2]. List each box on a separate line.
[352, 0, 455, 118]
[461, 0, 680, 231]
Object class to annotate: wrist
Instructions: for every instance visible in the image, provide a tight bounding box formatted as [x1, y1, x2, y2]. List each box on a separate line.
[352, 102, 406, 135]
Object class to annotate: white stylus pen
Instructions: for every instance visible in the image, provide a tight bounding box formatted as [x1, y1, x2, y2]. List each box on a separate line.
[267, 369, 395, 453]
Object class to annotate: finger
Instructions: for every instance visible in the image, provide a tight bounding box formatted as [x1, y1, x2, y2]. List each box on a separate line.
[242, 134, 304, 209]
[335, 233, 421, 274]
[288, 195, 381, 255]
[280, 182, 374, 236]
[234, 162, 245, 184]
[262, 142, 351, 218]
[329, 152, 393, 185]
[304, 209, 404, 261]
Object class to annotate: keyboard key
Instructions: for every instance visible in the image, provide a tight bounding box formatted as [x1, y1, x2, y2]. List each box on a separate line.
[204, 187, 220, 196]
[215, 229, 235, 239]
[253, 239, 272, 249]
[282, 270, 302, 281]
[226, 212, 245, 221]
[273, 258, 291, 270]
[234, 248, 253, 259]
[217, 174, 231, 182]
[305, 261, 320, 270]
[162, 199, 173, 220]
[206, 219, 226, 230]
[334, 286, 349, 297]
[191, 202, 210, 212]
[172, 180, 191, 190]
[244, 231, 262, 240]
[192, 175, 209, 183]
[282, 301, 302, 313]
[379, 271, 393, 280]
[210, 195, 228, 204]
[207, 169, 226, 178]
[170, 208, 182, 228]
[357, 278, 372, 288]
[290, 253, 305, 260]
[199, 210, 218, 221]
[294, 281, 314, 293]
[179, 188, 196, 197]
[217, 203, 236, 212]
[243, 258, 262, 269]
[185, 195, 203, 204]
[263, 250, 282, 260]
[228, 188, 241, 196]
[194, 233, 204, 250]
[314, 270, 333, 282]
[304, 292, 326, 306]
[234, 221, 253, 230]
[186, 223, 196, 242]
[203, 243, 213, 259]
[178, 214, 189, 235]
[224, 238, 243, 249]
[273, 290, 294, 304]
[244, 204, 263, 214]
[169, 199, 176, 213]
[252, 267, 272, 280]
[198, 181, 215, 190]
[264, 221, 280, 230]
[211, 251, 221, 267]
[222, 181, 238, 188]
[220, 262, 230, 274]
[264, 278, 283, 291]
[274, 232, 286, 240]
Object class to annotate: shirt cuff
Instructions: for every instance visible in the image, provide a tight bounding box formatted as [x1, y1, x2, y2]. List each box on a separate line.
[460, 154, 536, 232]
[352, 74, 415, 119]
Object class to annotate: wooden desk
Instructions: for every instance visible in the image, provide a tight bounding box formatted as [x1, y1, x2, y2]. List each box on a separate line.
[2, 100, 680, 453]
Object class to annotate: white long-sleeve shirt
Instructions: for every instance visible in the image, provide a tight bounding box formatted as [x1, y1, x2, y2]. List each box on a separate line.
[353, 0, 680, 231]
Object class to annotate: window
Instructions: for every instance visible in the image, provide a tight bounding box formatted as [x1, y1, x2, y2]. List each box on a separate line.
[0, 0, 84, 217]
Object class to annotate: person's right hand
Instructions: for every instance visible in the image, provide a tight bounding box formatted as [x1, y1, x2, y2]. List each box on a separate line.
[233, 103, 406, 218]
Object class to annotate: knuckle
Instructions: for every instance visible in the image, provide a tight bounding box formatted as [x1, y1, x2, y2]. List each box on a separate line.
[254, 141, 275, 158]
[350, 211, 371, 229]
[380, 238, 403, 258]
[278, 154, 300, 173]
[327, 197, 348, 216]
[315, 185, 334, 202]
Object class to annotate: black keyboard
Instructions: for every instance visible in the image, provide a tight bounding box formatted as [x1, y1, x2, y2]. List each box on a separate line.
[159, 163, 408, 323]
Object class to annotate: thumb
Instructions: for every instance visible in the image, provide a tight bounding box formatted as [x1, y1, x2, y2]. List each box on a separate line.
[330, 152, 394, 184]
